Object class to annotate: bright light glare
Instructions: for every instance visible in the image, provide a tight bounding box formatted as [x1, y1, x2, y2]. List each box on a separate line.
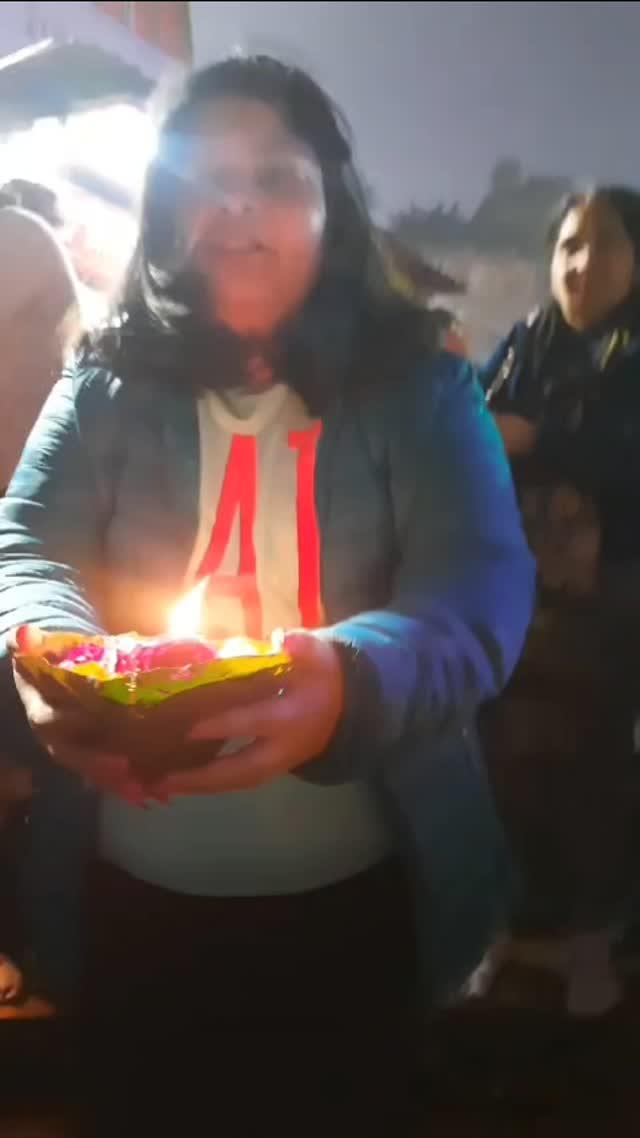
[0, 118, 63, 187]
[0, 104, 157, 298]
[168, 578, 209, 638]
[63, 104, 157, 197]
[0, 103, 156, 199]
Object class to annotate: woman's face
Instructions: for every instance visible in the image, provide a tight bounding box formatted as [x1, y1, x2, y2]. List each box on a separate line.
[551, 197, 636, 331]
[179, 97, 326, 337]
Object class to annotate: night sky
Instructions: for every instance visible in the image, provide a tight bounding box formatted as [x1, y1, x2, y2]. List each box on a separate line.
[191, 1, 640, 218]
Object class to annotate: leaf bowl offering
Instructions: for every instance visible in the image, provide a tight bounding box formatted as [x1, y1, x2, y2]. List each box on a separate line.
[15, 626, 290, 708]
[14, 627, 291, 780]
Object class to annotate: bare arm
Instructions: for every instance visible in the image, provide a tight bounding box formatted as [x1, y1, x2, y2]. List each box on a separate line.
[0, 208, 79, 333]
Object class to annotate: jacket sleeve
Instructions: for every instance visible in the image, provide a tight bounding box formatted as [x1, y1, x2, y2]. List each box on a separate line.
[0, 369, 116, 715]
[477, 332, 512, 396]
[479, 320, 543, 423]
[307, 357, 535, 782]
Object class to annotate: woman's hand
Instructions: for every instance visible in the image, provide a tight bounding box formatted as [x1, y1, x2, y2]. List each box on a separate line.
[153, 632, 345, 797]
[8, 628, 145, 804]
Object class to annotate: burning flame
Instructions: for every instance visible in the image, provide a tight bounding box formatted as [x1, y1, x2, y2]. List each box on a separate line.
[167, 579, 281, 657]
[168, 578, 209, 638]
[218, 637, 259, 658]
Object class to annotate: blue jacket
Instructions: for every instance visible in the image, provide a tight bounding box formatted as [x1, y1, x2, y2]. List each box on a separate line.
[0, 352, 534, 1005]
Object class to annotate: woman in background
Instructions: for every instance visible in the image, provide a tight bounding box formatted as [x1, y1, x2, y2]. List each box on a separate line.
[481, 187, 640, 1016]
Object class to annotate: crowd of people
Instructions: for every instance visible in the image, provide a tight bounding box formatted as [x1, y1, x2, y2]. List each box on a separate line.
[0, 51, 639, 1126]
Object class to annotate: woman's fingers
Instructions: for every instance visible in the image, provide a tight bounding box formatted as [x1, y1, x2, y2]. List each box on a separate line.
[148, 670, 285, 732]
[45, 740, 144, 803]
[6, 625, 44, 654]
[157, 737, 281, 797]
[187, 693, 290, 743]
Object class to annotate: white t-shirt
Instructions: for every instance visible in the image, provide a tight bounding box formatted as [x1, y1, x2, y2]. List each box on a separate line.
[100, 384, 391, 895]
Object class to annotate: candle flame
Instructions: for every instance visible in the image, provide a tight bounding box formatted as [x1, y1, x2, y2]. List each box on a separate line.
[218, 636, 259, 659]
[168, 578, 208, 638]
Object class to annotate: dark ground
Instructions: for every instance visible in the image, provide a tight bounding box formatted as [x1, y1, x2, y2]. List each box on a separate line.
[1, 960, 639, 1137]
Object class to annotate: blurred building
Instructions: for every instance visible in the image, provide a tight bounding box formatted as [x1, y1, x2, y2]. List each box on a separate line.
[93, 1, 192, 62]
[0, 1, 192, 315]
[377, 229, 468, 355]
[389, 162, 574, 360]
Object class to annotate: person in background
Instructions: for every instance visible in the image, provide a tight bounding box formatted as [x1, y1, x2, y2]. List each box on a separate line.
[0, 182, 80, 1005]
[0, 180, 80, 493]
[1, 179, 65, 230]
[0, 763, 32, 1002]
[480, 186, 640, 1017]
[0, 57, 532, 1122]
[430, 306, 468, 356]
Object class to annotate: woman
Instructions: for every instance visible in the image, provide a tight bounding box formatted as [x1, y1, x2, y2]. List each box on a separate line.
[0, 57, 532, 1092]
[481, 187, 640, 1016]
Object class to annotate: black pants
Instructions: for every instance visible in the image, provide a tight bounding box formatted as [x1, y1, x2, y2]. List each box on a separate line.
[484, 590, 640, 933]
[78, 858, 420, 1134]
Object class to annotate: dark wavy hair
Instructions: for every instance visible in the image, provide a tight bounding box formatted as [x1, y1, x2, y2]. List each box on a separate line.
[526, 185, 640, 374]
[548, 185, 640, 264]
[82, 55, 434, 412]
